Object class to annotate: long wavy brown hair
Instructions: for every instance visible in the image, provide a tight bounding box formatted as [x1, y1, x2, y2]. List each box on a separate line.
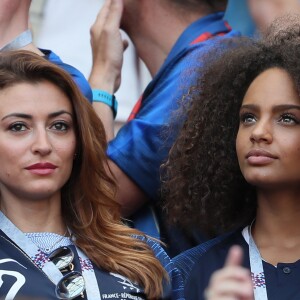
[0, 50, 166, 299]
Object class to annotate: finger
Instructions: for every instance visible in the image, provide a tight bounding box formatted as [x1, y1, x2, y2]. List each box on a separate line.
[211, 266, 250, 286]
[206, 278, 253, 300]
[105, 0, 124, 30]
[93, 0, 112, 29]
[204, 288, 238, 300]
[213, 280, 253, 298]
[225, 245, 244, 267]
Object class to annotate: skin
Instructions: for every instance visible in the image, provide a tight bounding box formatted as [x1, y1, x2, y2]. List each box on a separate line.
[0, 0, 43, 55]
[248, 0, 300, 32]
[237, 68, 300, 190]
[0, 81, 76, 234]
[237, 68, 300, 266]
[206, 68, 300, 299]
[89, 0, 209, 216]
[205, 246, 253, 300]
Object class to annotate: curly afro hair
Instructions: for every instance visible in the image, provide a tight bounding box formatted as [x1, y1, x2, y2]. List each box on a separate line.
[162, 18, 300, 237]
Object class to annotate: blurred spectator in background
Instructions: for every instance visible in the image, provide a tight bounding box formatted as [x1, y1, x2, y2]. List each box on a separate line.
[32, 0, 149, 124]
[223, 0, 300, 37]
[0, 0, 42, 55]
[248, 0, 300, 33]
[225, 0, 255, 36]
[0, 0, 92, 101]
[89, 0, 240, 257]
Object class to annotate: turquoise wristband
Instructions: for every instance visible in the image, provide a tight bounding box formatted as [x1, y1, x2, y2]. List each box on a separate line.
[92, 89, 118, 119]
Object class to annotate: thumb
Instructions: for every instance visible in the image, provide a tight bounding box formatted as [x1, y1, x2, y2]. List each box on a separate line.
[225, 245, 244, 267]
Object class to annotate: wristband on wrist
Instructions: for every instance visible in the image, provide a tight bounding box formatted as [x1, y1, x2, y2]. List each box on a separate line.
[92, 89, 118, 119]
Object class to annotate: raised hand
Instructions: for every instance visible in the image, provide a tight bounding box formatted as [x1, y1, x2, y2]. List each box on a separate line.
[204, 246, 254, 300]
[89, 0, 129, 93]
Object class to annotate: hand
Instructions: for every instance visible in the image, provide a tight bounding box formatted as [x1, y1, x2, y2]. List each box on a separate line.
[89, 0, 129, 93]
[204, 246, 254, 300]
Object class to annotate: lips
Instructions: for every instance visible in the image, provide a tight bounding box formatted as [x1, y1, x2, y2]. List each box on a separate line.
[25, 163, 57, 170]
[25, 163, 57, 175]
[246, 149, 278, 165]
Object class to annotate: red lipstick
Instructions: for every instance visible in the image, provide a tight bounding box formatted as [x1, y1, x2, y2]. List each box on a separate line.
[25, 163, 57, 175]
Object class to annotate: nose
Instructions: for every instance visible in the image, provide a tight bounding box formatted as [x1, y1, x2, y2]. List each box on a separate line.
[31, 128, 52, 156]
[250, 119, 273, 144]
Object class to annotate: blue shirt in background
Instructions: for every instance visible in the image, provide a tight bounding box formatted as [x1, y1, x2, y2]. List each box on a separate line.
[42, 49, 93, 102]
[107, 12, 240, 256]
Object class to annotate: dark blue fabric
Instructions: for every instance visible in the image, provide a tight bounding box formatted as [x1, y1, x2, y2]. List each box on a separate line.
[41, 49, 93, 103]
[138, 237, 185, 300]
[174, 230, 300, 300]
[0, 230, 183, 299]
[173, 233, 232, 284]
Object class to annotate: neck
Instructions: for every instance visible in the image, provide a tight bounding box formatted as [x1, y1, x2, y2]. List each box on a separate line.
[127, 4, 205, 76]
[252, 187, 300, 264]
[0, 193, 66, 234]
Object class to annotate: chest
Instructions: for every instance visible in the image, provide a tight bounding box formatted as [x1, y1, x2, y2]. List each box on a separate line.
[0, 237, 146, 300]
[261, 260, 300, 299]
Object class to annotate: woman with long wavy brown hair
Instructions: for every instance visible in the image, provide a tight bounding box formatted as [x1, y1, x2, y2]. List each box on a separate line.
[0, 50, 180, 300]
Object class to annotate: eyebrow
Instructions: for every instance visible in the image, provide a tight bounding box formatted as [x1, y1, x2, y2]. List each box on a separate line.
[273, 104, 300, 112]
[239, 104, 258, 112]
[1, 110, 73, 121]
[240, 104, 300, 112]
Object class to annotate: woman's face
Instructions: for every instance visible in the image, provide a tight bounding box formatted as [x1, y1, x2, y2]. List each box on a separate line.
[0, 81, 76, 201]
[236, 68, 300, 190]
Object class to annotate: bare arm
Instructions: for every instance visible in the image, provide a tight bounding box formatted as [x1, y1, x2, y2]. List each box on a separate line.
[108, 160, 148, 217]
[89, 0, 126, 140]
[89, 0, 148, 216]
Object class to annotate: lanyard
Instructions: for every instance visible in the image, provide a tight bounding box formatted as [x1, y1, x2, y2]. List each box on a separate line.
[0, 211, 101, 299]
[243, 226, 268, 300]
[0, 29, 32, 52]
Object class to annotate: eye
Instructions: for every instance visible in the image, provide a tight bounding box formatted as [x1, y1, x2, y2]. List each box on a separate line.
[9, 122, 27, 132]
[240, 112, 256, 124]
[50, 121, 69, 131]
[278, 113, 299, 125]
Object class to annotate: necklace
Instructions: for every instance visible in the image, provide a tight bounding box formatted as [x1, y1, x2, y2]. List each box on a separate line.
[26, 229, 69, 254]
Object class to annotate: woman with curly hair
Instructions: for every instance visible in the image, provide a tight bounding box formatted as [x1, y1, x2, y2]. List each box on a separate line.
[0, 50, 181, 300]
[163, 19, 300, 300]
